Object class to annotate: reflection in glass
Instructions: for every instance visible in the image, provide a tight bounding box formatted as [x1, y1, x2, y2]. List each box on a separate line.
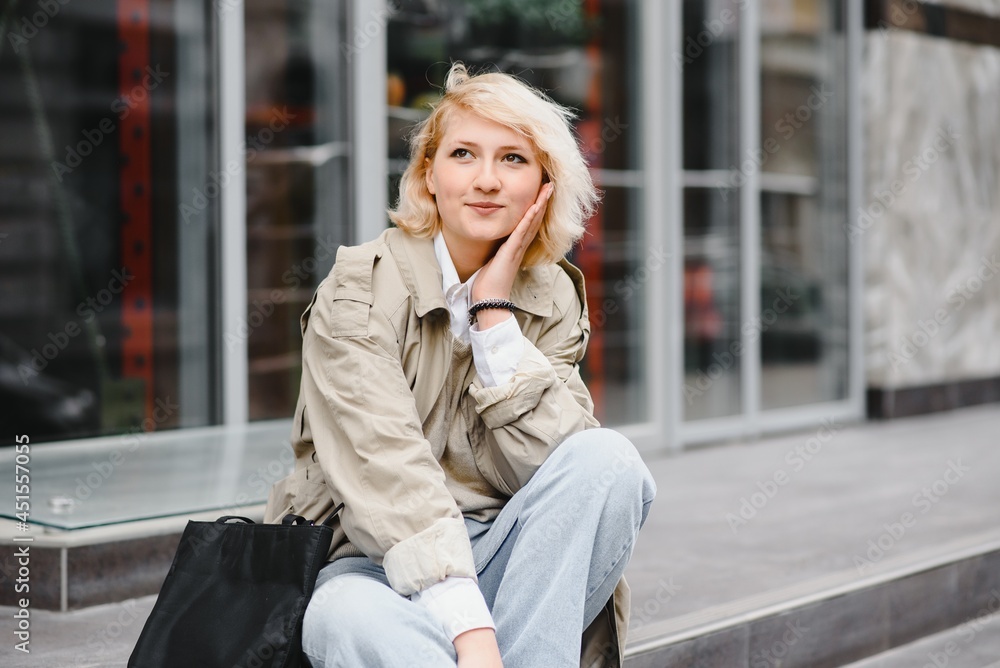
[683, 188, 741, 420]
[244, 0, 351, 420]
[0, 1, 215, 443]
[385, 0, 645, 425]
[759, 0, 849, 409]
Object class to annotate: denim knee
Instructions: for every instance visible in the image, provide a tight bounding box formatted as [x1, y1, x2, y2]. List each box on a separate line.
[302, 574, 397, 661]
[559, 428, 657, 512]
[303, 572, 457, 668]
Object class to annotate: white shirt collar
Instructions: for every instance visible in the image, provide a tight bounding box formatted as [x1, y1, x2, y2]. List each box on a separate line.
[433, 231, 479, 300]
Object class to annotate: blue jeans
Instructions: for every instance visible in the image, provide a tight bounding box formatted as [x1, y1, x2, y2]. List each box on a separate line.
[301, 428, 657, 668]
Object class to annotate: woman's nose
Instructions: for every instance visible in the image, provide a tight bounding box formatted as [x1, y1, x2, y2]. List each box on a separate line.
[473, 163, 500, 192]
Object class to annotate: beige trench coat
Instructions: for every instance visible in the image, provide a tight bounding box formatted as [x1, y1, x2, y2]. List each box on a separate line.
[263, 227, 631, 667]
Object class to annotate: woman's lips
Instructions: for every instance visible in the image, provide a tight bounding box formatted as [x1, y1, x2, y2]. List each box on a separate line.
[467, 203, 504, 215]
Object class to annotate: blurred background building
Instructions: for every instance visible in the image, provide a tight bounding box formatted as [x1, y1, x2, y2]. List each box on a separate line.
[0, 0, 997, 451]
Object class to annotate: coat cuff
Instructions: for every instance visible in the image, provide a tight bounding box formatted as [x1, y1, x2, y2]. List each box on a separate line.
[382, 516, 478, 597]
[469, 340, 556, 429]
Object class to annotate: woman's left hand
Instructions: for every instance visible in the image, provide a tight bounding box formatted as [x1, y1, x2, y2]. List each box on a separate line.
[471, 183, 554, 311]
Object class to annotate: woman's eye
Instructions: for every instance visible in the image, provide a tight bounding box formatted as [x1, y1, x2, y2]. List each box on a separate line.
[451, 148, 471, 158]
[503, 154, 526, 163]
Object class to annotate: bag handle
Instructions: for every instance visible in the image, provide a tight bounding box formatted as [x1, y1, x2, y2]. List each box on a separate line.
[322, 502, 346, 528]
[212, 511, 343, 526]
[274, 502, 344, 527]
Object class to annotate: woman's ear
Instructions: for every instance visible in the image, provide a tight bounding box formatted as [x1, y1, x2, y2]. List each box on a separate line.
[424, 157, 436, 195]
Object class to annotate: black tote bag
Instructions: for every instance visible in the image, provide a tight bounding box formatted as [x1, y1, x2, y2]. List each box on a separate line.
[129, 503, 344, 668]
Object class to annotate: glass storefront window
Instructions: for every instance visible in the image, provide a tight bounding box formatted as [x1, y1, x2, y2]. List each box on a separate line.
[0, 1, 217, 443]
[759, 0, 849, 409]
[244, 0, 351, 421]
[384, 0, 646, 425]
[0, 0, 859, 455]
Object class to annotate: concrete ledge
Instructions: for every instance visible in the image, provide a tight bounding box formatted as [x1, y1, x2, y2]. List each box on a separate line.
[0, 505, 265, 611]
[867, 376, 1000, 419]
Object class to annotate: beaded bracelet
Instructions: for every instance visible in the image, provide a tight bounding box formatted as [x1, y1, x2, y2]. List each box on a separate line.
[468, 298, 517, 326]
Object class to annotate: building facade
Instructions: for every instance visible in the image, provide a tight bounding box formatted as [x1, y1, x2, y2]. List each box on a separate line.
[1, 0, 997, 460]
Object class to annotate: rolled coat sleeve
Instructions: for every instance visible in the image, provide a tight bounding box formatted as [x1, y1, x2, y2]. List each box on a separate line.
[468, 266, 600, 494]
[300, 271, 476, 598]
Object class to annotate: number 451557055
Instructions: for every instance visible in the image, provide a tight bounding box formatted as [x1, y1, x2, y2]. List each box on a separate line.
[15, 434, 30, 523]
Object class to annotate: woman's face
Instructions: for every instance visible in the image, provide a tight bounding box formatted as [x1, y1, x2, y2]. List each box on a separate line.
[425, 110, 545, 258]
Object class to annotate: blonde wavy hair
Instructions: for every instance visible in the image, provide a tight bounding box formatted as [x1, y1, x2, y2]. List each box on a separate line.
[388, 62, 599, 267]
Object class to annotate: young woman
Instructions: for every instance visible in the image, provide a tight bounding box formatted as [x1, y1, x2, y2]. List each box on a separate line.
[264, 62, 656, 668]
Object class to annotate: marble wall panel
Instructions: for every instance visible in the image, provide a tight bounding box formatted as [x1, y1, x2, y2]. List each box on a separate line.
[862, 31, 1000, 389]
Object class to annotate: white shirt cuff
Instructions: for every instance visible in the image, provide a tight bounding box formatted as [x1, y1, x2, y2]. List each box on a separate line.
[409, 576, 496, 642]
[470, 315, 523, 387]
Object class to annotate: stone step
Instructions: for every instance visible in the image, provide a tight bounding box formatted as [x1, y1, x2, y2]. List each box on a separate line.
[623, 530, 1000, 668]
[841, 611, 1000, 668]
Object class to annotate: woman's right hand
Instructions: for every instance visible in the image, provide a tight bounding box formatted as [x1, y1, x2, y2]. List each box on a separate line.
[454, 627, 504, 668]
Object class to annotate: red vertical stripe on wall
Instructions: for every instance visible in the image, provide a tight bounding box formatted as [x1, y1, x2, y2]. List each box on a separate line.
[117, 0, 154, 423]
[577, 0, 605, 420]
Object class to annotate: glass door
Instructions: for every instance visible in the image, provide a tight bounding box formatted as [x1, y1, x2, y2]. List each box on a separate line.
[679, 0, 858, 439]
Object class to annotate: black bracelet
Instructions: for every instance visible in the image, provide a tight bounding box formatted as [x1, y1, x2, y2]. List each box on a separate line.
[468, 298, 517, 326]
